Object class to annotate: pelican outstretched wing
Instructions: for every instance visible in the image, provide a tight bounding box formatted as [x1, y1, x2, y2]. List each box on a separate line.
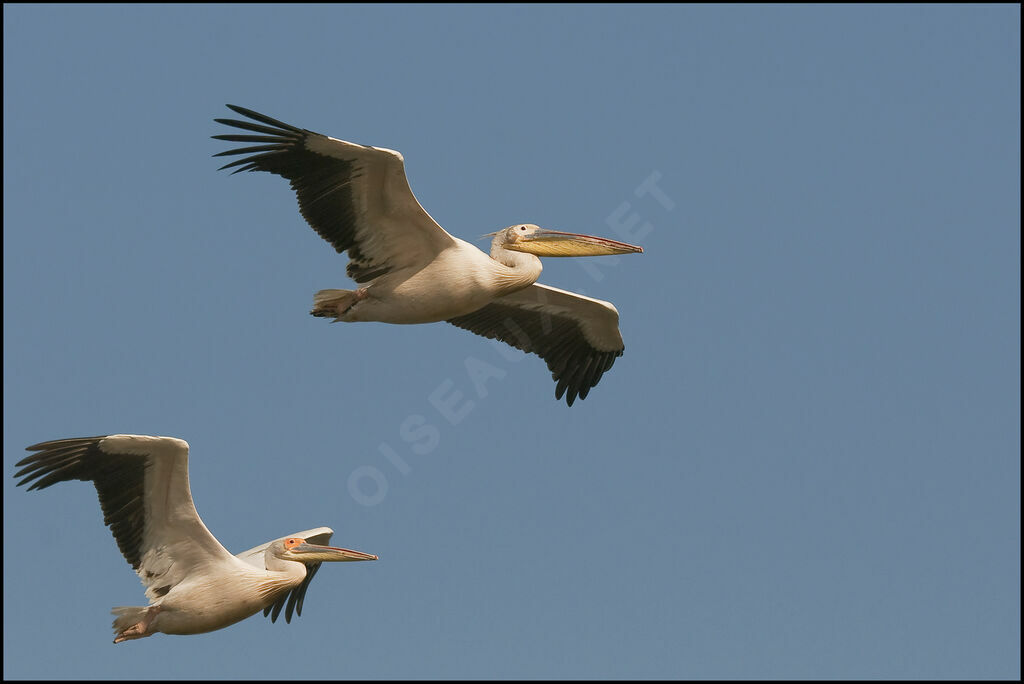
[447, 283, 626, 406]
[213, 105, 456, 283]
[15, 435, 236, 602]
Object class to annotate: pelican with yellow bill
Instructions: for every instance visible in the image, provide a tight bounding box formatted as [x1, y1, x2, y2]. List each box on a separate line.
[214, 105, 645, 405]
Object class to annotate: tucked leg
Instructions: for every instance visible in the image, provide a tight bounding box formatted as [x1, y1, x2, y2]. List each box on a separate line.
[113, 605, 160, 643]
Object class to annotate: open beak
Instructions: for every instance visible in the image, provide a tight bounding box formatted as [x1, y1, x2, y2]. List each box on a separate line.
[293, 542, 378, 562]
[505, 229, 644, 257]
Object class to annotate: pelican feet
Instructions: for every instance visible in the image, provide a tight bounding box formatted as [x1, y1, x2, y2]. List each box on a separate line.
[311, 288, 368, 320]
[113, 605, 160, 644]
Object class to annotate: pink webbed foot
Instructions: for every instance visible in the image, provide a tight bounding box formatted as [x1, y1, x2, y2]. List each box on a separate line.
[330, 288, 368, 321]
[113, 606, 160, 644]
[345, 288, 369, 314]
[311, 288, 369, 321]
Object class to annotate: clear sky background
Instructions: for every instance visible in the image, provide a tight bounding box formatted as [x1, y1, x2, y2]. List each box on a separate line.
[3, 4, 1019, 680]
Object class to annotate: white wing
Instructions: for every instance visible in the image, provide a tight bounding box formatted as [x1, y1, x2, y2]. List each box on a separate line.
[214, 105, 457, 283]
[15, 435, 237, 602]
[446, 283, 626, 406]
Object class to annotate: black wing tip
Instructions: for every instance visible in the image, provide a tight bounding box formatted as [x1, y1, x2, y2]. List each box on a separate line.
[553, 350, 624, 406]
[224, 103, 258, 118]
[557, 386, 592, 406]
[268, 597, 284, 623]
[23, 435, 107, 451]
[16, 435, 107, 476]
[218, 104, 303, 134]
[265, 590, 301, 625]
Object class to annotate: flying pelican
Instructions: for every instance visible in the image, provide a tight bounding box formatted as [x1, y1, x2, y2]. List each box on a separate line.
[14, 434, 378, 643]
[213, 105, 644, 406]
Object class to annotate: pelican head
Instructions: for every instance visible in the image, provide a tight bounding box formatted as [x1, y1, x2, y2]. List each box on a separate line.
[491, 224, 643, 257]
[274, 537, 378, 563]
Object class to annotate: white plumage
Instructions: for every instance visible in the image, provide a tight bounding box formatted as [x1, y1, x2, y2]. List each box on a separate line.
[15, 434, 377, 643]
[214, 105, 644, 405]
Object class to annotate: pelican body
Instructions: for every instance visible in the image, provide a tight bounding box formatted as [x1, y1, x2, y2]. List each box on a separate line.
[214, 105, 644, 405]
[14, 434, 378, 643]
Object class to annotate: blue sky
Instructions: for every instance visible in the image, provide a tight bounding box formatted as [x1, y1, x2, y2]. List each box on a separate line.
[3, 4, 1019, 680]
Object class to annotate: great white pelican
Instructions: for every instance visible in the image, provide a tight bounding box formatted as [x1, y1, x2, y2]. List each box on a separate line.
[14, 434, 378, 643]
[213, 105, 644, 405]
